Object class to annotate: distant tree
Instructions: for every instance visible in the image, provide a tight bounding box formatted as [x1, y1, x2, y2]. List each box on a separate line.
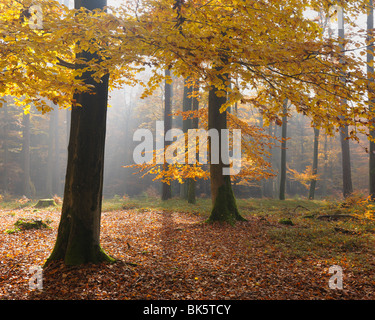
[180, 77, 192, 200]
[21, 111, 31, 197]
[279, 99, 288, 201]
[162, 69, 172, 201]
[368, 0, 375, 200]
[187, 82, 199, 204]
[1, 98, 9, 194]
[308, 126, 320, 200]
[338, 6, 353, 198]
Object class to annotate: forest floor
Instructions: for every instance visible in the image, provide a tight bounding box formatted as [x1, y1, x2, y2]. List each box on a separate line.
[0, 196, 375, 300]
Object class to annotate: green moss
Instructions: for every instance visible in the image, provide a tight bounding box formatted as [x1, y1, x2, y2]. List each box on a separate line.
[46, 213, 115, 266]
[207, 176, 246, 225]
[34, 199, 57, 208]
[278, 217, 294, 226]
[14, 218, 50, 230]
[5, 228, 20, 234]
[64, 243, 116, 266]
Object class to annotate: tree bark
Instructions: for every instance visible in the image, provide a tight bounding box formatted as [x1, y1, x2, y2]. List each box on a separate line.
[338, 8, 353, 198]
[54, 106, 61, 195]
[308, 127, 320, 200]
[46, 108, 54, 197]
[279, 99, 288, 200]
[340, 125, 353, 198]
[207, 72, 244, 224]
[22, 111, 31, 197]
[187, 82, 199, 204]
[2, 98, 9, 193]
[161, 69, 172, 201]
[368, 0, 375, 200]
[45, 0, 114, 266]
[322, 134, 328, 196]
[180, 77, 192, 199]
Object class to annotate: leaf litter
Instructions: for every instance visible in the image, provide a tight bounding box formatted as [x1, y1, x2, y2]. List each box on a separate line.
[0, 207, 374, 300]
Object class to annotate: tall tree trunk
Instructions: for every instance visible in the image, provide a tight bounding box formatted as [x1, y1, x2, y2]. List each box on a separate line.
[279, 99, 288, 200]
[46, 0, 114, 266]
[22, 111, 31, 197]
[338, 7, 353, 198]
[161, 69, 172, 201]
[46, 110, 54, 197]
[2, 98, 9, 193]
[263, 123, 275, 198]
[322, 134, 328, 196]
[180, 77, 192, 199]
[54, 106, 61, 195]
[187, 82, 199, 204]
[207, 72, 244, 224]
[368, 0, 375, 200]
[340, 126, 353, 198]
[308, 127, 320, 200]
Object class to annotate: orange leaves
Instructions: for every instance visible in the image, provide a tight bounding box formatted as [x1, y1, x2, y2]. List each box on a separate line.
[1, 0, 373, 142]
[1, 204, 375, 299]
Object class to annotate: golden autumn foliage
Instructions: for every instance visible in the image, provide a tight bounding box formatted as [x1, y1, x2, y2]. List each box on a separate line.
[126, 107, 277, 184]
[1, 0, 375, 181]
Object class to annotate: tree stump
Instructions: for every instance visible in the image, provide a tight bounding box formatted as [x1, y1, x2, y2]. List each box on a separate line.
[34, 199, 57, 208]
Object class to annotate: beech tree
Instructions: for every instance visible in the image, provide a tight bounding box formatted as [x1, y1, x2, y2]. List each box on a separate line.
[161, 69, 172, 201]
[308, 127, 320, 200]
[279, 99, 289, 201]
[46, 0, 115, 265]
[337, 6, 353, 198]
[368, 0, 375, 200]
[2, 0, 374, 265]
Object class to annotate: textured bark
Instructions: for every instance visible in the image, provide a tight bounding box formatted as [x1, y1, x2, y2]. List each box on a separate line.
[45, 0, 114, 266]
[368, 0, 375, 200]
[22, 112, 31, 197]
[279, 99, 288, 200]
[2, 99, 9, 193]
[179, 77, 192, 199]
[338, 9, 353, 199]
[207, 73, 244, 224]
[162, 69, 172, 201]
[46, 110, 54, 197]
[340, 125, 353, 198]
[187, 83, 199, 204]
[308, 127, 320, 200]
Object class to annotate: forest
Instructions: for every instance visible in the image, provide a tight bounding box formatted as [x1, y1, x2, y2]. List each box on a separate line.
[1, 0, 375, 307]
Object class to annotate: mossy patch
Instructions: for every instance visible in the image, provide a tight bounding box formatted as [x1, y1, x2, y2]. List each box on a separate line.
[207, 176, 246, 225]
[13, 218, 50, 231]
[34, 199, 57, 208]
[278, 217, 294, 226]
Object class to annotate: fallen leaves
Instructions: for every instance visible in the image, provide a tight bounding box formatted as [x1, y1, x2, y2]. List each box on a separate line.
[0, 207, 374, 300]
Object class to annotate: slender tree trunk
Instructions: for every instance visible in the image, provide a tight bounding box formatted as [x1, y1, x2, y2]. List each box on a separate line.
[340, 126, 353, 198]
[46, 0, 114, 266]
[368, 0, 375, 200]
[46, 110, 54, 197]
[180, 77, 192, 199]
[207, 71, 244, 224]
[187, 82, 199, 204]
[162, 69, 172, 201]
[322, 134, 328, 196]
[2, 98, 9, 193]
[279, 99, 288, 200]
[263, 123, 274, 197]
[54, 106, 60, 195]
[309, 127, 320, 200]
[22, 111, 31, 197]
[338, 7, 353, 198]
[66, 108, 71, 146]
